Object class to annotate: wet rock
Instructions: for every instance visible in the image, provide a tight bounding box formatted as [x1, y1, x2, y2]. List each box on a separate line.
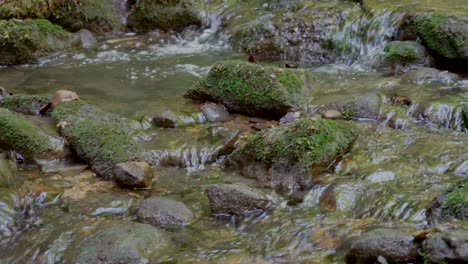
[74, 29, 97, 49]
[422, 229, 468, 264]
[322, 109, 343, 120]
[327, 93, 381, 120]
[372, 41, 434, 73]
[229, 118, 359, 190]
[0, 108, 58, 161]
[201, 102, 233, 122]
[0, 94, 50, 115]
[279, 111, 301, 124]
[152, 110, 200, 128]
[410, 13, 468, 70]
[185, 60, 315, 118]
[205, 183, 270, 216]
[423, 102, 465, 131]
[51, 100, 144, 179]
[75, 222, 170, 264]
[230, 2, 361, 64]
[0, 85, 7, 100]
[345, 228, 419, 264]
[127, 0, 201, 33]
[426, 183, 467, 225]
[0, 19, 75, 65]
[114, 161, 153, 188]
[137, 197, 194, 230]
[400, 68, 460, 85]
[0, 152, 16, 188]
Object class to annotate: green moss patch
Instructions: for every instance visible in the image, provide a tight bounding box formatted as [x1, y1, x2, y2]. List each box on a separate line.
[185, 60, 315, 118]
[127, 0, 201, 32]
[52, 101, 144, 179]
[442, 184, 468, 219]
[0, 94, 50, 115]
[0, 19, 72, 65]
[229, 118, 359, 189]
[0, 108, 55, 159]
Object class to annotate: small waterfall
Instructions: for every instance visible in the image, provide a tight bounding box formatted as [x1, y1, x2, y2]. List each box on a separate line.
[334, 10, 406, 65]
[423, 103, 465, 131]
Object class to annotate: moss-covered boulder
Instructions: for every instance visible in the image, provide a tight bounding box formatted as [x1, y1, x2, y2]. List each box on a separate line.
[426, 183, 467, 225]
[0, 19, 75, 65]
[372, 41, 434, 73]
[185, 60, 315, 118]
[127, 0, 201, 33]
[51, 100, 144, 179]
[0, 0, 121, 32]
[228, 118, 359, 190]
[0, 108, 58, 160]
[0, 94, 50, 115]
[410, 13, 468, 70]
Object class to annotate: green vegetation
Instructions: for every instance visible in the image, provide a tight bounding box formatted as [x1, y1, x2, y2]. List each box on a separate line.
[0, 0, 120, 32]
[0, 94, 50, 115]
[442, 184, 468, 218]
[127, 0, 201, 32]
[52, 101, 143, 179]
[234, 118, 359, 171]
[0, 108, 54, 159]
[186, 60, 314, 117]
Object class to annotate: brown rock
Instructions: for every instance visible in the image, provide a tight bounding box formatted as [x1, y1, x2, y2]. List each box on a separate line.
[113, 161, 153, 188]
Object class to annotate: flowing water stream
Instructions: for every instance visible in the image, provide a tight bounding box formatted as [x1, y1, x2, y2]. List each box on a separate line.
[0, 3, 467, 263]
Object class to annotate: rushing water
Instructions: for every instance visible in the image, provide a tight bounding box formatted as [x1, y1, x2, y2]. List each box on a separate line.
[0, 5, 467, 264]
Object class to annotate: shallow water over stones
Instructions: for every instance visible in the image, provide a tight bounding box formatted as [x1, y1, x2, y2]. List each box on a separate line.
[0, 3, 467, 263]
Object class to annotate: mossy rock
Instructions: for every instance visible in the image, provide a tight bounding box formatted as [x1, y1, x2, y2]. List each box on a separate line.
[373, 41, 434, 73]
[0, 94, 50, 115]
[409, 13, 468, 70]
[127, 0, 201, 33]
[51, 101, 144, 179]
[426, 182, 468, 225]
[463, 104, 468, 130]
[0, 0, 121, 32]
[185, 60, 315, 118]
[228, 118, 359, 190]
[0, 108, 56, 160]
[0, 19, 74, 65]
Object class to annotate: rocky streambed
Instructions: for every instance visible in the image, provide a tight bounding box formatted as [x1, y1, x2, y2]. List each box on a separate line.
[0, 0, 467, 263]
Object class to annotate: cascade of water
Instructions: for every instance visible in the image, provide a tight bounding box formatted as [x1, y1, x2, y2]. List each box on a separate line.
[334, 10, 406, 65]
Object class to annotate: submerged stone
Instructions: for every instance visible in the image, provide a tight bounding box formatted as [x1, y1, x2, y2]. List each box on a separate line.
[137, 197, 194, 230]
[127, 0, 201, 33]
[0, 94, 50, 115]
[75, 222, 170, 264]
[0, 19, 74, 65]
[205, 183, 270, 216]
[400, 67, 460, 85]
[51, 100, 144, 179]
[185, 60, 315, 118]
[229, 118, 359, 190]
[345, 228, 419, 264]
[0, 108, 57, 161]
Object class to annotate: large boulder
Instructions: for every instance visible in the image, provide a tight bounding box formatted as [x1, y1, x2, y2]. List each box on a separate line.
[228, 118, 359, 190]
[127, 0, 201, 33]
[345, 228, 420, 264]
[75, 222, 170, 264]
[422, 229, 468, 264]
[410, 13, 468, 68]
[51, 100, 144, 179]
[0, 94, 50, 115]
[426, 183, 467, 225]
[0, 19, 75, 65]
[136, 197, 194, 230]
[371, 41, 434, 73]
[205, 183, 270, 216]
[0, 0, 121, 32]
[0, 108, 58, 161]
[185, 60, 315, 118]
